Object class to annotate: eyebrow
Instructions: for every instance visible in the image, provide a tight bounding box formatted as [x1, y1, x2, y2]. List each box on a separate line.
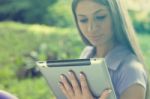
[77, 9, 105, 17]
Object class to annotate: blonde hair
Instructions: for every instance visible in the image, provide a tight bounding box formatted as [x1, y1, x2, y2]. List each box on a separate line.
[113, 1, 149, 98]
[72, 0, 149, 98]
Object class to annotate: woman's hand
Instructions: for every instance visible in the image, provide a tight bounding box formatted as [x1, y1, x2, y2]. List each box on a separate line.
[59, 70, 112, 99]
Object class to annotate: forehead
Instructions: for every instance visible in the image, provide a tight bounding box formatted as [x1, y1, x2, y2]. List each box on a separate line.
[76, 0, 108, 15]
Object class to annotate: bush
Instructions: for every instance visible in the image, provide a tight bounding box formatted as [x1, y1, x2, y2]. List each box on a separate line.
[0, 0, 76, 27]
[44, 0, 74, 27]
[0, 0, 57, 24]
[129, 11, 150, 33]
[0, 21, 85, 98]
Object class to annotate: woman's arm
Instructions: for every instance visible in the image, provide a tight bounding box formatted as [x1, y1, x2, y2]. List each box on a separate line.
[120, 84, 146, 99]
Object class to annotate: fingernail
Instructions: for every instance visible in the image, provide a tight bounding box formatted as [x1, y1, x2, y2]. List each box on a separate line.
[80, 73, 84, 78]
[68, 71, 72, 76]
[60, 75, 65, 80]
[107, 89, 112, 93]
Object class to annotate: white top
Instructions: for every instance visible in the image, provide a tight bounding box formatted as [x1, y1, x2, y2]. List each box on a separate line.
[80, 45, 147, 99]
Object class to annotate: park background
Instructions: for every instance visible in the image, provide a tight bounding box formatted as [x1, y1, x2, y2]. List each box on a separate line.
[0, 0, 150, 99]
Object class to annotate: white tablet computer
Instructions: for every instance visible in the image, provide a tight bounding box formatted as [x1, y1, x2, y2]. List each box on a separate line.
[36, 58, 117, 99]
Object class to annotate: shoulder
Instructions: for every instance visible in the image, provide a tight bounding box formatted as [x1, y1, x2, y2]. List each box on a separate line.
[120, 53, 147, 79]
[116, 53, 147, 96]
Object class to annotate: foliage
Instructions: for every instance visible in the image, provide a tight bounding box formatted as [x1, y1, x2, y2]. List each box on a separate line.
[0, 21, 150, 98]
[137, 33, 150, 70]
[0, 0, 74, 27]
[0, 0, 57, 24]
[0, 0, 150, 32]
[0, 21, 84, 98]
[129, 11, 150, 33]
[44, 0, 74, 27]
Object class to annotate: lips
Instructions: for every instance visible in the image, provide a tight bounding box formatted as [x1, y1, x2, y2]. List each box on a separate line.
[87, 33, 104, 42]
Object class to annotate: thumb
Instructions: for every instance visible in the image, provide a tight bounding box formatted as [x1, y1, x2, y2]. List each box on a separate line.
[98, 89, 112, 99]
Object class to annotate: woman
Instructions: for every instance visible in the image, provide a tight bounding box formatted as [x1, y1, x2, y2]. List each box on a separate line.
[59, 0, 148, 99]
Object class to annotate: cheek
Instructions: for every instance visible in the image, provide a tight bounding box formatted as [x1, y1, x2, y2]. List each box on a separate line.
[78, 24, 88, 36]
[102, 25, 112, 34]
[101, 19, 113, 35]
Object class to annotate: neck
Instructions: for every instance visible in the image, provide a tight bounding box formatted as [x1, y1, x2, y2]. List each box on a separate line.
[95, 40, 117, 58]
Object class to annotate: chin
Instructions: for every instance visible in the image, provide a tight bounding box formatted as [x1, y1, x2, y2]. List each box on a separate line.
[91, 41, 105, 46]
[91, 41, 104, 47]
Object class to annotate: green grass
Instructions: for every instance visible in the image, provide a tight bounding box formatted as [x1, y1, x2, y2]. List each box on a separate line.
[0, 21, 150, 99]
[1, 78, 55, 99]
[0, 21, 84, 99]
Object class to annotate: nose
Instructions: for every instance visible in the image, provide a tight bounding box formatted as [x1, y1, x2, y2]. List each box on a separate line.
[87, 19, 95, 32]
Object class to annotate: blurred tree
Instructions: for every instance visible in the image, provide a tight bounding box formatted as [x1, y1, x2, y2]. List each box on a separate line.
[127, 0, 150, 33]
[44, 0, 74, 27]
[0, 0, 57, 24]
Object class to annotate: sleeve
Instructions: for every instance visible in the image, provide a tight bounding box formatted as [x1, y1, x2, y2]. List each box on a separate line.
[79, 46, 94, 59]
[116, 61, 148, 96]
[0, 90, 18, 99]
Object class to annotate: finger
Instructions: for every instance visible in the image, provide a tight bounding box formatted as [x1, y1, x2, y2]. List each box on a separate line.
[99, 89, 112, 99]
[80, 72, 91, 95]
[59, 81, 70, 99]
[60, 74, 74, 97]
[68, 70, 81, 95]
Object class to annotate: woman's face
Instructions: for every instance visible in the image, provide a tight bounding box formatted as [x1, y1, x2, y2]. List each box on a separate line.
[76, 0, 115, 46]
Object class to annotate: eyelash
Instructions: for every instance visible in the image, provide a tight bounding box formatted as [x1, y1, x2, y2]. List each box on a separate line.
[95, 16, 106, 20]
[80, 18, 88, 23]
[79, 15, 106, 23]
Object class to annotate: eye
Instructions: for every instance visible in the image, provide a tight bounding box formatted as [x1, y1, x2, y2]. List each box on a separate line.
[79, 18, 88, 23]
[95, 15, 106, 21]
